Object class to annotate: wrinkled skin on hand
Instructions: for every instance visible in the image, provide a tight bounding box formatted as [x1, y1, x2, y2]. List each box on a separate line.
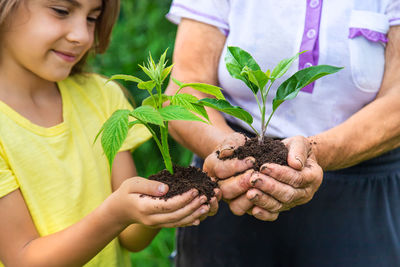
[203, 133, 323, 221]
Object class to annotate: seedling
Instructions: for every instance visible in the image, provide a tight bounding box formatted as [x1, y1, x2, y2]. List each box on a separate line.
[212, 46, 343, 143]
[96, 50, 250, 174]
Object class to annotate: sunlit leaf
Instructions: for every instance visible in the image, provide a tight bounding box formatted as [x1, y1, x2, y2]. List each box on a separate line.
[142, 94, 170, 108]
[171, 77, 184, 88]
[139, 64, 155, 81]
[273, 65, 343, 111]
[225, 46, 260, 94]
[130, 105, 165, 126]
[172, 93, 209, 121]
[107, 74, 143, 84]
[241, 66, 269, 91]
[162, 64, 174, 81]
[138, 80, 156, 90]
[159, 105, 206, 123]
[100, 109, 131, 170]
[197, 98, 253, 124]
[180, 83, 225, 100]
[271, 51, 305, 79]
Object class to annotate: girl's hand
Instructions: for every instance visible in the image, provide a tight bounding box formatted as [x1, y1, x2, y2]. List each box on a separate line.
[108, 176, 212, 228]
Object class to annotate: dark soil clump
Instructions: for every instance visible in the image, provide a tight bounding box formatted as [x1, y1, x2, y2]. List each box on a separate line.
[225, 136, 288, 170]
[148, 165, 217, 202]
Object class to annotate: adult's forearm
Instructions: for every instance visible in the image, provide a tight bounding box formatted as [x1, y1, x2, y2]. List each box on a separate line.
[311, 89, 400, 170]
[311, 26, 400, 171]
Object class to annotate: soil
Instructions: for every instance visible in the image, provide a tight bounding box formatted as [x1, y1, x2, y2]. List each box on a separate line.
[223, 136, 288, 170]
[148, 165, 217, 202]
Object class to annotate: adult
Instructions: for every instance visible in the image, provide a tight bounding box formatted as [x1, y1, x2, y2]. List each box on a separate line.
[165, 0, 400, 266]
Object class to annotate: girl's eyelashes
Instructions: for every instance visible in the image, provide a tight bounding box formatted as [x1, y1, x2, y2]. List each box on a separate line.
[87, 16, 99, 24]
[51, 7, 69, 17]
[50, 6, 100, 24]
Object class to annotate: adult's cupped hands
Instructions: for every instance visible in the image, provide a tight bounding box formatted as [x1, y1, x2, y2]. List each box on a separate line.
[203, 133, 323, 221]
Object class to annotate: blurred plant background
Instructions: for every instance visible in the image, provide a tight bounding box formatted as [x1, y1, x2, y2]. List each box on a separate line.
[89, 1, 191, 266]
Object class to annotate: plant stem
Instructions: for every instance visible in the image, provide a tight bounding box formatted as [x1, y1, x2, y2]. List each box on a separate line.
[263, 109, 276, 138]
[143, 122, 173, 174]
[253, 92, 263, 124]
[260, 81, 274, 142]
[160, 123, 173, 174]
[156, 84, 163, 110]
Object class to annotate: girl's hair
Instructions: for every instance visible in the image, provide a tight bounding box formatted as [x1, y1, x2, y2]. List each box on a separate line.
[0, 0, 120, 75]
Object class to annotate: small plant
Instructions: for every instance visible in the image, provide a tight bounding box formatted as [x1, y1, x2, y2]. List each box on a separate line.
[218, 46, 343, 142]
[97, 50, 250, 174]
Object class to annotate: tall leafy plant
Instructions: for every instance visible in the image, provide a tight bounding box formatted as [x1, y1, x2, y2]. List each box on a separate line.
[97, 50, 250, 174]
[215, 46, 343, 142]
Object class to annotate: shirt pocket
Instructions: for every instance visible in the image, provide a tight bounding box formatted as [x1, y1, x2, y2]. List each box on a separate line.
[348, 10, 389, 93]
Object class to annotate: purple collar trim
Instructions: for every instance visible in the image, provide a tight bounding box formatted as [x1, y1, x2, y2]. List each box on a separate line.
[298, 0, 323, 94]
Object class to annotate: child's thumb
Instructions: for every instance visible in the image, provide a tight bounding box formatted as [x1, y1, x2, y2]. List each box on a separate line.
[126, 177, 169, 196]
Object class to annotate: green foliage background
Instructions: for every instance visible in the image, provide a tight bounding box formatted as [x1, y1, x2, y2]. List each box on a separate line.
[89, 1, 191, 266]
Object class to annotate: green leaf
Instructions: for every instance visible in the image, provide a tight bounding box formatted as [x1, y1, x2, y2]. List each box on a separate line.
[130, 105, 165, 126]
[107, 74, 143, 84]
[128, 120, 143, 127]
[197, 98, 253, 124]
[172, 93, 209, 121]
[159, 105, 206, 123]
[241, 66, 269, 91]
[271, 51, 305, 80]
[139, 64, 155, 81]
[142, 94, 170, 108]
[180, 83, 225, 100]
[100, 109, 131, 170]
[191, 103, 210, 122]
[138, 80, 156, 90]
[224, 46, 261, 94]
[162, 64, 174, 81]
[171, 77, 184, 88]
[273, 65, 343, 111]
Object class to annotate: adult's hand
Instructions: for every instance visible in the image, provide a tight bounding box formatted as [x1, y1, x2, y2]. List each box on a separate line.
[203, 132, 261, 217]
[247, 136, 323, 221]
[203, 132, 255, 179]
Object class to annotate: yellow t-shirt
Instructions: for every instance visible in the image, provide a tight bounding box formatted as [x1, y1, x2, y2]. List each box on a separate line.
[0, 74, 151, 266]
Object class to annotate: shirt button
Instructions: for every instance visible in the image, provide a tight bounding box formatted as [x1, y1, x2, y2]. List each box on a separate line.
[307, 29, 316, 39]
[310, 0, 320, 8]
[304, 62, 313, 68]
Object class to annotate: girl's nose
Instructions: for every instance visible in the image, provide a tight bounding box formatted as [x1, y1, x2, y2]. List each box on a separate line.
[65, 18, 92, 46]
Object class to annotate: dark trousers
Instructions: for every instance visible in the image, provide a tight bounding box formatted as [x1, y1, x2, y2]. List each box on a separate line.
[175, 142, 400, 267]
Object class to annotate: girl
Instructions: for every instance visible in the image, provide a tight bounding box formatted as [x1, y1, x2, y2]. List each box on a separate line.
[0, 0, 218, 266]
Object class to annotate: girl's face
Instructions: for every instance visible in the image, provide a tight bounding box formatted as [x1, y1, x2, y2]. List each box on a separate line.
[1, 0, 102, 82]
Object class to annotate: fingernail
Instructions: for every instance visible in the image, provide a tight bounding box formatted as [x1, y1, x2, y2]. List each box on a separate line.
[200, 196, 207, 204]
[192, 190, 199, 197]
[192, 220, 200, 226]
[245, 157, 255, 166]
[250, 177, 262, 186]
[158, 184, 167, 194]
[295, 156, 304, 169]
[220, 145, 233, 154]
[249, 193, 259, 201]
[260, 164, 271, 174]
[200, 207, 207, 214]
